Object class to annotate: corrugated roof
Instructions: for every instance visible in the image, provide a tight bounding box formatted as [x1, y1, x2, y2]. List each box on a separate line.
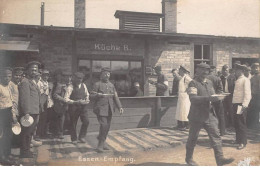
[0, 22, 260, 41]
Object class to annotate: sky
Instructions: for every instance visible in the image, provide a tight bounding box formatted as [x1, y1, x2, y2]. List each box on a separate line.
[0, 0, 259, 37]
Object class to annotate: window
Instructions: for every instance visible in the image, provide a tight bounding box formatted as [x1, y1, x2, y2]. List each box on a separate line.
[78, 59, 143, 97]
[194, 44, 211, 71]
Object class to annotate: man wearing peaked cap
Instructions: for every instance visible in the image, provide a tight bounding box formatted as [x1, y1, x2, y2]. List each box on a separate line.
[19, 61, 41, 158]
[90, 68, 123, 153]
[247, 62, 260, 129]
[185, 62, 234, 166]
[60, 71, 90, 144]
[26, 61, 41, 69]
[0, 67, 18, 165]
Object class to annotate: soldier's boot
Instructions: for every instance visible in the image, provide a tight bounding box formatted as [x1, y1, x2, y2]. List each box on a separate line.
[103, 141, 110, 150]
[216, 157, 234, 166]
[185, 148, 198, 166]
[97, 140, 104, 153]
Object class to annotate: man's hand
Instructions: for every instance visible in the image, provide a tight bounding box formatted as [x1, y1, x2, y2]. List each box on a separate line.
[24, 114, 30, 120]
[78, 100, 89, 105]
[12, 114, 18, 124]
[119, 108, 124, 115]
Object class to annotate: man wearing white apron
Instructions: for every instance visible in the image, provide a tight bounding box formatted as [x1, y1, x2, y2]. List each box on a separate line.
[175, 65, 192, 130]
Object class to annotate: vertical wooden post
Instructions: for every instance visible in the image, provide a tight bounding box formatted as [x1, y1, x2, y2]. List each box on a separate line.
[40, 2, 45, 26]
[155, 97, 162, 126]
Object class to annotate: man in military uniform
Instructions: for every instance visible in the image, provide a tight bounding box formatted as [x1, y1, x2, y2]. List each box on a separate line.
[207, 65, 226, 136]
[91, 68, 124, 153]
[185, 63, 234, 166]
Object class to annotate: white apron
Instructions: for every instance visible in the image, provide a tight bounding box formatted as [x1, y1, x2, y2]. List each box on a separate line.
[175, 75, 191, 121]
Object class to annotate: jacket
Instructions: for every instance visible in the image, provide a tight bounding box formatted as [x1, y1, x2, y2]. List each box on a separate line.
[19, 77, 40, 115]
[91, 81, 122, 116]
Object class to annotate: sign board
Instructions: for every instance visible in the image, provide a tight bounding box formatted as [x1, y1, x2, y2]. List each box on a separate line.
[76, 38, 144, 57]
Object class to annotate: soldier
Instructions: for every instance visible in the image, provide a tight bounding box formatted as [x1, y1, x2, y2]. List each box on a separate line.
[149, 65, 169, 96]
[247, 63, 260, 129]
[91, 67, 124, 153]
[0, 67, 18, 165]
[53, 71, 73, 139]
[207, 65, 226, 136]
[185, 63, 234, 166]
[220, 65, 234, 129]
[65, 72, 90, 144]
[232, 64, 251, 150]
[19, 61, 41, 158]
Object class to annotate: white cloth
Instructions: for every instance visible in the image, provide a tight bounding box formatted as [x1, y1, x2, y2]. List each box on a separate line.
[175, 74, 192, 121]
[232, 75, 251, 107]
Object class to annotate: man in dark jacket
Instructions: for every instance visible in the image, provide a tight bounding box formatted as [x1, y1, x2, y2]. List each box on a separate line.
[185, 63, 234, 166]
[91, 68, 123, 153]
[207, 65, 226, 136]
[19, 61, 41, 158]
[149, 66, 169, 96]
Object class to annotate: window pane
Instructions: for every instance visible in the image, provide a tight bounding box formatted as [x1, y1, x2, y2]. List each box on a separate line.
[111, 61, 130, 97]
[194, 45, 202, 59]
[92, 60, 110, 72]
[78, 60, 91, 72]
[203, 45, 210, 59]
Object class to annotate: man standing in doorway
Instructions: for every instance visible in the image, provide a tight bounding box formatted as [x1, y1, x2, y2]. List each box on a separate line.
[232, 64, 251, 150]
[185, 63, 234, 166]
[91, 68, 124, 153]
[247, 63, 260, 129]
[171, 68, 181, 96]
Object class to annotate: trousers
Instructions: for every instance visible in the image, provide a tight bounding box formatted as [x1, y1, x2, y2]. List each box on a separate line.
[0, 108, 13, 158]
[233, 104, 247, 145]
[186, 111, 224, 164]
[69, 105, 89, 141]
[97, 109, 112, 141]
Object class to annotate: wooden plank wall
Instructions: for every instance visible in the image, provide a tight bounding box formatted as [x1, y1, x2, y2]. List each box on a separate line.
[75, 97, 178, 133]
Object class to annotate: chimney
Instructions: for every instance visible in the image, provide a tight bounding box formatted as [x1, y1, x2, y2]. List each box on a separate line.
[74, 0, 85, 28]
[162, 0, 177, 33]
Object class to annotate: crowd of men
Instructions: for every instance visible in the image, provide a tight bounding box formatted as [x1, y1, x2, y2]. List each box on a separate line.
[0, 61, 123, 165]
[0, 59, 259, 166]
[151, 61, 260, 166]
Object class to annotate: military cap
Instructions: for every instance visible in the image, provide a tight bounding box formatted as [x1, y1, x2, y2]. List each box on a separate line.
[42, 69, 50, 74]
[62, 70, 72, 76]
[101, 67, 111, 73]
[0, 67, 12, 75]
[234, 64, 247, 70]
[222, 64, 229, 70]
[196, 63, 210, 69]
[179, 65, 190, 73]
[26, 61, 41, 69]
[234, 60, 241, 65]
[244, 66, 251, 71]
[251, 63, 259, 67]
[13, 67, 24, 76]
[210, 65, 216, 69]
[74, 72, 84, 79]
[154, 65, 162, 71]
[35, 72, 41, 76]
